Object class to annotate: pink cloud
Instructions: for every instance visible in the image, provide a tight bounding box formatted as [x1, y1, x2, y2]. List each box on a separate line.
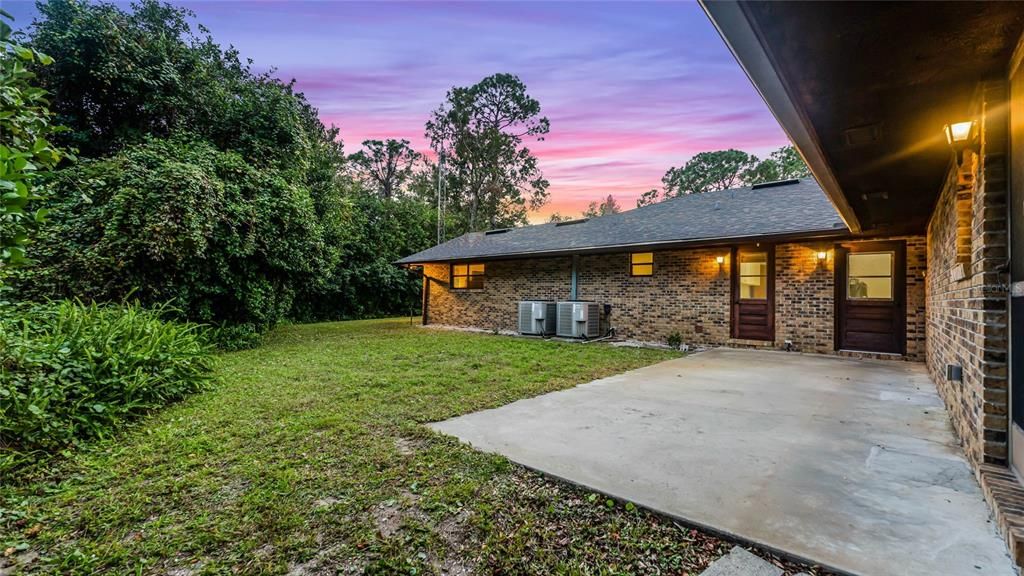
[164, 1, 793, 220]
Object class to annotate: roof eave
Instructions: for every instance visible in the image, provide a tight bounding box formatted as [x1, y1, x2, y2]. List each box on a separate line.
[698, 0, 862, 234]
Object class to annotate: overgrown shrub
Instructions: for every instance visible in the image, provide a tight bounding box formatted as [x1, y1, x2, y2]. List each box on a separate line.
[13, 136, 340, 342]
[9, 0, 438, 340]
[292, 192, 433, 322]
[0, 300, 215, 470]
[29, 0, 333, 171]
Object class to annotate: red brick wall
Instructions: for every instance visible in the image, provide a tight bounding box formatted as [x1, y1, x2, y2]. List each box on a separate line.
[423, 237, 926, 360]
[926, 80, 1011, 467]
[774, 243, 835, 354]
[576, 248, 730, 346]
[423, 258, 572, 332]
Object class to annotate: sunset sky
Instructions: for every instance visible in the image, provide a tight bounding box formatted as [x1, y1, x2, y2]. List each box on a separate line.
[8, 1, 791, 221]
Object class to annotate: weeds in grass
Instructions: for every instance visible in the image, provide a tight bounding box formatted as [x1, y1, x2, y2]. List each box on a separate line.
[0, 300, 215, 471]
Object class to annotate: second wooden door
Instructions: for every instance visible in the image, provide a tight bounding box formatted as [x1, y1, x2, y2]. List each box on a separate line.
[731, 245, 775, 341]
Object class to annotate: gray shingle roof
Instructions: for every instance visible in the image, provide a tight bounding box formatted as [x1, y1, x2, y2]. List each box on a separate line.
[396, 179, 847, 264]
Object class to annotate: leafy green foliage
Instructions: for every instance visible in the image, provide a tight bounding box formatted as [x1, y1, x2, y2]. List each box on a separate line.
[349, 139, 421, 199]
[293, 190, 435, 322]
[667, 332, 683, 350]
[635, 188, 660, 208]
[663, 149, 758, 198]
[639, 145, 811, 206]
[0, 299, 214, 470]
[0, 9, 69, 269]
[426, 73, 550, 232]
[742, 145, 811, 184]
[25, 0, 350, 268]
[28, 0, 329, 172]
[13, 136, 339, 345]
[14, 0, 438, 337]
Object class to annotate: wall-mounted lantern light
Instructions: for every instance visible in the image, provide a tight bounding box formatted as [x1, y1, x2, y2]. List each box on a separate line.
[943, 120, 978, 164]
[716, 256, 725, 265]
[944, 121, 975, 145]
[816, 251, 828, 262]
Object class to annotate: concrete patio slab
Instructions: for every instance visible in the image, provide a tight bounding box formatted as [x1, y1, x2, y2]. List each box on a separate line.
[430, 348, 1014, 576]
[699, 546, 782, 576]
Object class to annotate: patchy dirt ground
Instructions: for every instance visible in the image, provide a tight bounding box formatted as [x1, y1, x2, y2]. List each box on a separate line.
[353, 435, 828, 576]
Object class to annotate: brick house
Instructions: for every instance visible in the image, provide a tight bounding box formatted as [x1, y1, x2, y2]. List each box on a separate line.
[401, 2, 1024, 566]
[695, 2, 1024, 564]
[400, 180, 927, 360]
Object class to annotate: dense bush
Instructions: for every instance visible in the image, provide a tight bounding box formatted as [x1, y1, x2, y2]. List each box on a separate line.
[8, 0, 437, 344]
[13, 136, 341, 346]
[29, 0, 327, 168]
[293, 192, 435, 322]
[27, 0, 351, 233]
[0, 300, 215, 470]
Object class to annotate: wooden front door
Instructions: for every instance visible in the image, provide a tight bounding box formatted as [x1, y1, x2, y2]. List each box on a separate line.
[836, 241, 906, 354]
[731, 245, 774, 341]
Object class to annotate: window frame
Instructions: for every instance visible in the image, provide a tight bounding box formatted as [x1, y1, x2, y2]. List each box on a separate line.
[846, 250, 895, 301]
[450, 262, 485, 290]
[737, 249, 769, 301]
[629, 252, 655, 277]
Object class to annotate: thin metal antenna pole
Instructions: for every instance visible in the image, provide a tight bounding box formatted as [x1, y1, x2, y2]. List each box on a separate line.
[436, 154, 443, 245]
[441, 155, 445, 241]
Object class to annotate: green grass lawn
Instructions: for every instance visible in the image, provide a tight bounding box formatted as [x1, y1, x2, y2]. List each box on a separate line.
[2, 319, 813, 575]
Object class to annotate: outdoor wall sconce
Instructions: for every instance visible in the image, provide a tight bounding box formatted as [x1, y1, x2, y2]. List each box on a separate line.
[715, 255, 725, 275]
[816, 251, 828, 262]
[944, 121, 975, 145]
[944, 120, 978, 164]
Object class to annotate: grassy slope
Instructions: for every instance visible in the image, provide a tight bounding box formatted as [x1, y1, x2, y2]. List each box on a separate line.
[1, 319, 811, 575]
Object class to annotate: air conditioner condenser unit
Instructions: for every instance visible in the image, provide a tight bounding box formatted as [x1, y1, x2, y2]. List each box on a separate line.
[556, 301, 600, 339]
[518, 301, 556, 335]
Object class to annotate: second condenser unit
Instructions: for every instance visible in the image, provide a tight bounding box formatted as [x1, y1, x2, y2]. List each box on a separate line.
[518, 301, 556, 335]
[556, 301, 601, 339]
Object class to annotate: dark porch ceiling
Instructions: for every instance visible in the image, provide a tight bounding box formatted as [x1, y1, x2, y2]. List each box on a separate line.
[703, 1, 1024, 234]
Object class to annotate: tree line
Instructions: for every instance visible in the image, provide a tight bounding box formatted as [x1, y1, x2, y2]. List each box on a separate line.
[3, 0, 810, 346]
[550, 147, 810, 222]
[2, 0, 556, 346]
[637, 146, 809, 207]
